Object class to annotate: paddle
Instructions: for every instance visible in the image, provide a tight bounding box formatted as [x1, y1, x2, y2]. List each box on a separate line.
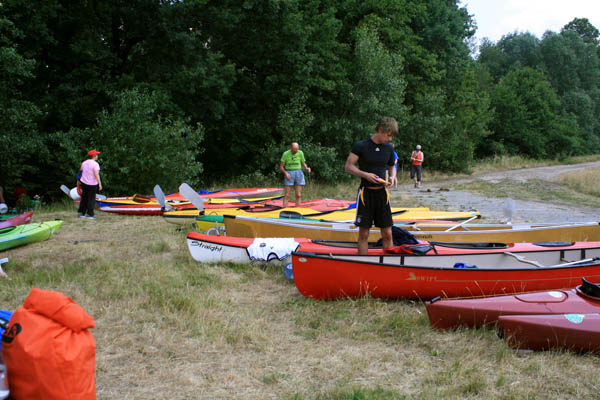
[444, 215, 479, 232]
[153, 185, 174, 211]
[60, 184, 107, 200]
[551, 256, 600, 268]
[503, 198, 515, 225]
[60, 184, 72, 198]
[178, 183, 205, 212]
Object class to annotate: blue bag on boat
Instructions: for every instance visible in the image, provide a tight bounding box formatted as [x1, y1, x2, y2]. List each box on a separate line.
[0, 310, 13, 352]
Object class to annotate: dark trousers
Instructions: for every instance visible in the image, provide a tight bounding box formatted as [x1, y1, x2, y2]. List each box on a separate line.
[77, 182, 98, 216]
[410, 164, 422, 182]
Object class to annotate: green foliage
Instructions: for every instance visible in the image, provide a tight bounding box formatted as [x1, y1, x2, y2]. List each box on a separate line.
[477, 20, 600, 160]
[348, 22, 408, 136]
[2, 2, 600, 190]
[0, 17, 42, 190]
[562, 17, 600, 46]
[487, 67, 580, 158]
[75, 88, 204, 195]
[15, 194, 34, 212]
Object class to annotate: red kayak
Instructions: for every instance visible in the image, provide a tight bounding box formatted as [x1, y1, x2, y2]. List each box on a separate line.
[498, 313, 600, 353]
[98, 187, 284, 206]
[426, 278, 600, 329]
[291, 251, 600, 300]
[0, 211, 33, 229]
[100, 197, 353, 216]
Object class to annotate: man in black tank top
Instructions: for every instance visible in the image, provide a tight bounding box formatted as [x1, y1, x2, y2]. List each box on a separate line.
[345, 117, 398, 254]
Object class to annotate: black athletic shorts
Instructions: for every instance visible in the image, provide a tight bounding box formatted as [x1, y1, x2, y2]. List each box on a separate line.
[354, 187, 393, 228]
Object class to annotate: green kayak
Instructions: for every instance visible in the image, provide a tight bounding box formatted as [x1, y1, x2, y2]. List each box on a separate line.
[0, 221, 63, 251]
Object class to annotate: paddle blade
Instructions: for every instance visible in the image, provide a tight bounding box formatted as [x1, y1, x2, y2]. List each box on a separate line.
[178, 183, 204, 211]
[153, 185, 173, 211]
[503, 198, 515, 224]
[60, 185, 71, 197]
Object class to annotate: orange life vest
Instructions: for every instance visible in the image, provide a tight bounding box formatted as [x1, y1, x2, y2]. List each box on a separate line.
[411, 151, 423, 166]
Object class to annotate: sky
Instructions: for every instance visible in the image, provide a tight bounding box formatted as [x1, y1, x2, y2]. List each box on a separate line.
[460, 0, 600, 44]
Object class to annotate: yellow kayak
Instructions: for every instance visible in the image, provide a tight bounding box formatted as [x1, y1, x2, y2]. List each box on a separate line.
[165, 205, 480, 226]
[166, 206, 414, 225]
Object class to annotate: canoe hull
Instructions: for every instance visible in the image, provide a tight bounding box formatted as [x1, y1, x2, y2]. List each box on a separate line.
[186, 234, 299, 264]
[0, 211, 33, 229]
[425, 287, 600, 329]
[499, 313, 600, 353]
[291, 252, 600, 300]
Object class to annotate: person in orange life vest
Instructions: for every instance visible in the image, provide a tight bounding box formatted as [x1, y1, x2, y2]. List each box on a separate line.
[280, 142, 311, 207]
[77, 149, 102, 219]
[345, 117, 398, 255]
[410, 144, 424, 188]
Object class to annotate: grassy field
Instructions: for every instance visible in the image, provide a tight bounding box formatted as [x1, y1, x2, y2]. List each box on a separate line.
[2, 161, 600, 399]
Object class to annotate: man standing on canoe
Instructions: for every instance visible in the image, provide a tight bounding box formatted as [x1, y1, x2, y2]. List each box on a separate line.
[345, 117, 397, 254]
[280, 142, 311, 207]
[77, 149, 102, 220]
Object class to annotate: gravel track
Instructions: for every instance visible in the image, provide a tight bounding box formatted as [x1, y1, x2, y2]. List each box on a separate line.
[395, 161, 600, 224]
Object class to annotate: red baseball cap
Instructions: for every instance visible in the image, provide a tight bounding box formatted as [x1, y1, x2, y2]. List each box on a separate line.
[88, 149, 101, 156]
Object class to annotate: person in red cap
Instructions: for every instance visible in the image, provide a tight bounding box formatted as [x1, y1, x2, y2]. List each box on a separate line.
[77, 149, 102, 219]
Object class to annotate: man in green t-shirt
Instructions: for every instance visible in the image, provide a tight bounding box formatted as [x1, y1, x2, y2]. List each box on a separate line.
[280, 142, 311, 207]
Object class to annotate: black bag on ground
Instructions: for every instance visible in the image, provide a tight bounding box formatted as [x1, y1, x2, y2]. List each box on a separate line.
[376, 226, 419, 247]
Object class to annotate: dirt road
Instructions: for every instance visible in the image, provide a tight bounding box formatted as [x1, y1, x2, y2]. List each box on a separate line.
[396, 160, 600, 223]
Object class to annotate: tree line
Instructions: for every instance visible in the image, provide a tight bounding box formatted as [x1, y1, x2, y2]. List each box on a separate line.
[1, 1, 599, 200]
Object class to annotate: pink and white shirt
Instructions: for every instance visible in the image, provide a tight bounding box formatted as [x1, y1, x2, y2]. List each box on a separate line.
[80, 159, 100, 185]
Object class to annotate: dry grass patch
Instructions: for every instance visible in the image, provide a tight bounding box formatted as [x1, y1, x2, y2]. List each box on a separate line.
[557, 166, 600, 198]
[455, 178, 600, 209]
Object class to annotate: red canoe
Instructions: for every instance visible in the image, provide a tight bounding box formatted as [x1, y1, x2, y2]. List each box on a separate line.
[499, 313, 600, 353]
[426, 278, 600, 329]
[0, 211, 33, 229]
[291, 251, 600, 300]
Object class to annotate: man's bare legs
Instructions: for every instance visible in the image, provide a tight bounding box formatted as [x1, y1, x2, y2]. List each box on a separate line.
[294, 185, 302, 207]
[283, 186, 292, 207]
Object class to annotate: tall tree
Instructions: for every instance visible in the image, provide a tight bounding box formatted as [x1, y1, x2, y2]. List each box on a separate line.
[562, 17, 600, 46]
[487, 67, 580, 158]
[0, 17, 42, 193]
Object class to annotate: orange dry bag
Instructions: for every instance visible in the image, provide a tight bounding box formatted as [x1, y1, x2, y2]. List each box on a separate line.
[1, 288, 96, 400]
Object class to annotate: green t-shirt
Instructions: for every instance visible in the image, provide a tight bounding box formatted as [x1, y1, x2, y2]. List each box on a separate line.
[280, 149, 306, 170]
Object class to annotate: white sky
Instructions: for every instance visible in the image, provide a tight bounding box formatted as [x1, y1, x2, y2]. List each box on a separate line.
[460, 0, 600, 43]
